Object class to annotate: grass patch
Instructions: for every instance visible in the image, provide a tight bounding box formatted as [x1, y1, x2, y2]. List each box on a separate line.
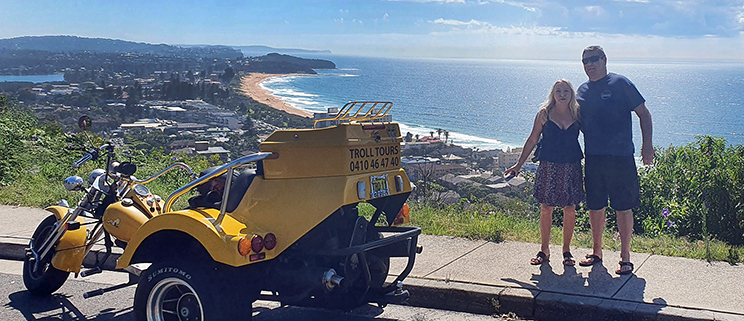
[397, 202, 744, 264]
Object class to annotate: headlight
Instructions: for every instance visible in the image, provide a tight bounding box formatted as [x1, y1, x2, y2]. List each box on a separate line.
[63, 176, 85, 191]
[88, 169, 106, 187]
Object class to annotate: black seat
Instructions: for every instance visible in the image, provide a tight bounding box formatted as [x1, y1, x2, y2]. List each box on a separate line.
[188, 166, 228, 210]
[225, 169, 257, 213]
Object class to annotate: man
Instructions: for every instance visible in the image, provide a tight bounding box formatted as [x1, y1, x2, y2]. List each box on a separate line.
[576, 45, 653, 275]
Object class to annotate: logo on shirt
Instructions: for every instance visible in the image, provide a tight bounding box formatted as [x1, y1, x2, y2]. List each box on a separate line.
[600, 90, 612, 100]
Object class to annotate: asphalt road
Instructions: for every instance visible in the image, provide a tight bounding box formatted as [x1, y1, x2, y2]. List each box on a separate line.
[0, 259, 516, 321]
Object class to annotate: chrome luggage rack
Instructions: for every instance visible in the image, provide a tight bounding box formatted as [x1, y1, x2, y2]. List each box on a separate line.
[313, 101, 393, 128]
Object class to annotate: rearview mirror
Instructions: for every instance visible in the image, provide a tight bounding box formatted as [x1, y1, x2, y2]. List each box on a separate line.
[77, 115, 92, 131]
[116, 162, 137, 176]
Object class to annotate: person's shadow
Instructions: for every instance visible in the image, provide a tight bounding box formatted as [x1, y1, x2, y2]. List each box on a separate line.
[501, 258, 666, 319]
[501, 261, 586, 292]
[6, 291, 132, 320]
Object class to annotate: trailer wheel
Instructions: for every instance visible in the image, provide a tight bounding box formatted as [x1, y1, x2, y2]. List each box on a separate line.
[367, 229, 391, 291]
[23, 215, 70, 296]
[134, 259, 249, 321]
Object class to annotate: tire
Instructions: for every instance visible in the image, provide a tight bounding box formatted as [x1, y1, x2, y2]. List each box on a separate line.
[366, 229, 390, 291]
[133, 259, 251, 321]
[300, 228, 391, 310]
[23, 215, 70, 296]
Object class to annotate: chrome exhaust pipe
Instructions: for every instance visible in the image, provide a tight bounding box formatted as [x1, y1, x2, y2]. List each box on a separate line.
[322, 269, 345, 291]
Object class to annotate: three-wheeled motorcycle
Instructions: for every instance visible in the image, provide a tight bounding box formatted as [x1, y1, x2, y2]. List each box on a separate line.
[23, 102, 421, 320]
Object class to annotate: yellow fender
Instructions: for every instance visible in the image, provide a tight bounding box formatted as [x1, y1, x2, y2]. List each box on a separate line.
[115, 209, 258, 269]
[45, 206, 88, 274]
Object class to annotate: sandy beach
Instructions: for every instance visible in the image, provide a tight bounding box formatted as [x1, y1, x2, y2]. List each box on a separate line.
[236, 73, 312, 118]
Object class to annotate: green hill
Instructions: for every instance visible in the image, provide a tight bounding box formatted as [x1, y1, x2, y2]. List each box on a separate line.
[0, 35, 242, 59]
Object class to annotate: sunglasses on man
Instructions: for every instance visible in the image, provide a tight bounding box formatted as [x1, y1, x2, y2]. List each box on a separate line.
[582, 55, 604, 65]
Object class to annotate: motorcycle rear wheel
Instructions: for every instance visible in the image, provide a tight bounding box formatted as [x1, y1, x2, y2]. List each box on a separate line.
[23, 215, 70, 295]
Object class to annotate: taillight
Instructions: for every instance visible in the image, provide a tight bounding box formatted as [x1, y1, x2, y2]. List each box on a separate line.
[238, 236, 251, 256]
[251, 235, 264, 253]
[264, 233, 276, 250]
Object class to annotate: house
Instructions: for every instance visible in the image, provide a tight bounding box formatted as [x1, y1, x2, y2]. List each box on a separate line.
[194, 141, 230, 162]
[402, 156, 467, 182]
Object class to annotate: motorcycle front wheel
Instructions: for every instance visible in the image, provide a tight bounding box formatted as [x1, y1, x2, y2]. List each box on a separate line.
[23, 215, 70, 295]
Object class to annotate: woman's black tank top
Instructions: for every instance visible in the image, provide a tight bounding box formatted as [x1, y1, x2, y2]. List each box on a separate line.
[539, 119, 583, 164]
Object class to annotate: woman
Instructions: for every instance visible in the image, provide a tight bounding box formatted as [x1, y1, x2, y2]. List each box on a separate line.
[503, 79, 585, 266]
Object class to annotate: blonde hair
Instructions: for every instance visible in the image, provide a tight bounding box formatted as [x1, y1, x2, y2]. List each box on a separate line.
[538, 79, 580, 123]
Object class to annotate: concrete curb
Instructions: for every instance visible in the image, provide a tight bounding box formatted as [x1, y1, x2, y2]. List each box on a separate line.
[403, 277, 744, 321]
[2, 239, 743, 321]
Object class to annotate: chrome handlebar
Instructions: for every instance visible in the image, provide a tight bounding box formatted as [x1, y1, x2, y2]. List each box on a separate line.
[72, 144, 110, 169]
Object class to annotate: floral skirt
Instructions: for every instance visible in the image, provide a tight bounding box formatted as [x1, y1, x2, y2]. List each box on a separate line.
[533, 161, 585, 207]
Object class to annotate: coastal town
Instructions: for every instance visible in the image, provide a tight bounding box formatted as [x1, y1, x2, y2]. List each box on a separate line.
[15, 82, 537, 203]
[0, 36, 536, 205]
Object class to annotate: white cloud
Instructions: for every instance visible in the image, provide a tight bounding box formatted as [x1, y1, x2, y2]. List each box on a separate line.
[583, 6, 606, 17]
[384, 13, 390, 22]
[489, 0, 538, 12]
[612, 0, 649, 3]
[429, 18, 563, 36]
[430, 18, 490, 27]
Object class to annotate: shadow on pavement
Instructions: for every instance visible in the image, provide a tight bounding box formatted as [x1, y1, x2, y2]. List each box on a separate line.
[5, 291, 132, 320]
[502, 262, 666, 317]
[253, 303, 396, 321]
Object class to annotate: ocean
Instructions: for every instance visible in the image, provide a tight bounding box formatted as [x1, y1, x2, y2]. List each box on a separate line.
[263, 56, 744, 154]
[0, 74, 65, 83]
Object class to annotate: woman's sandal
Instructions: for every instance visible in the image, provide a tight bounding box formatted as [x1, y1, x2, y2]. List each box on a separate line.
[530, 251, 549, 265]
[579, 254, 602, 266]
[562, 252, 575, 266]
[616, 261, 634, 275]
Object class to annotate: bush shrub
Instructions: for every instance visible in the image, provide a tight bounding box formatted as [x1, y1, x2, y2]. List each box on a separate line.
[637, 136, 744, 245]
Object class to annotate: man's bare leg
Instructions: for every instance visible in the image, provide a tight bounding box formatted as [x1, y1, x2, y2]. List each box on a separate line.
[589, 208, 606, 258]
[616, 209, 633, 263]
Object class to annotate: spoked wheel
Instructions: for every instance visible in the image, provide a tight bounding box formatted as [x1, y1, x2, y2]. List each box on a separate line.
[23, 215, 69, 295]
[367, 253, 390, 291]
[303, 233, 391, 310]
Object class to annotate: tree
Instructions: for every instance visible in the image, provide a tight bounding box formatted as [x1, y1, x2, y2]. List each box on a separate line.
[444, 131, 449, 144]
[222, 67, 235, 83]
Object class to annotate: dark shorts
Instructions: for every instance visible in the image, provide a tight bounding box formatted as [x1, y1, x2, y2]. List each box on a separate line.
[585, 155, 640, 211]
[533, 161, 585, 207]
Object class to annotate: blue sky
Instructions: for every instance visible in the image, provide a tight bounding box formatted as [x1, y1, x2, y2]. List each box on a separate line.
[1, 0, 743, 60]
